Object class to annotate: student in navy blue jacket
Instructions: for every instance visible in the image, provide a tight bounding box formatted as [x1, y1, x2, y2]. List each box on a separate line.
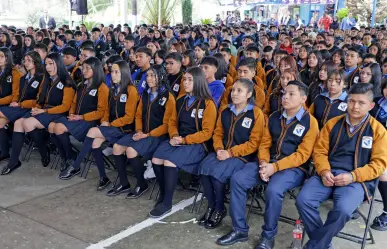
[0, 51, 45, 175]
[217, 81, 319, 248]
[49, 57, 109, 173]
[309, 70, 348, 129]
[200, 56, 225, 107]
[59, 60, 138, 185]
[198, 78, 265, 229]
[370, 80, 387, 231]
[131, 47, 152, 95]
[108, 65, 175, 198]
[149, 66, 217, 218]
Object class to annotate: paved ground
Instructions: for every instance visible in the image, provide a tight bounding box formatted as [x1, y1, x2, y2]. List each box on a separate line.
[0, 152, 387, 249]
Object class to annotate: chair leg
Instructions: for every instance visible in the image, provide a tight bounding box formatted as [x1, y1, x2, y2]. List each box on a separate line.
[148, 179, 158, 200]
[26, 143, 35, 162]
[197, 192, 205, 214]
[247, 187, 258, 222]
[113, 174, 119, 189]
[362, 197, 377, 249]
[22, 140, 33, 162]
[80, 153, 92, 179]
[189, 180, 202, 213]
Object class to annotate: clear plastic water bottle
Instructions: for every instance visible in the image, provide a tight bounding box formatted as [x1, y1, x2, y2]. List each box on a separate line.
[292, 220, 303, 249]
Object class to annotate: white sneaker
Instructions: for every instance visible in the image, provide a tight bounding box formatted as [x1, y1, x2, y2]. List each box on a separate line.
[102, 147, 113, 156]
[144, 165, 155, 179]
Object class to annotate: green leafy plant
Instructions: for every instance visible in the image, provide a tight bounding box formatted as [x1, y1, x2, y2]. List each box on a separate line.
[336, 8, 348, 22]
[144, 0, 177, 25]
[82, 20, 98, 31]
[200, 18, 213, 25]
[182, 0, 192, 24]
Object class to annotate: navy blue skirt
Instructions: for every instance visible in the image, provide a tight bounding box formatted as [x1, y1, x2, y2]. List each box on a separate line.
[24, 113, 64, 128]
[116, 135, 167, 160]
[153, 140, 207, 175]
[54, 116, 96, 142]
[0, 106, 30, 122]
[98, 126, 127, 144]
[199, 153, 246, 183]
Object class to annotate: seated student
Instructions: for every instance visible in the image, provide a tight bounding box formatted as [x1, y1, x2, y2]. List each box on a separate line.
[299, 50, 322, 86]
[0, 48, 22, 108]
[2, 53, 76, 175]
[33, 43, 48, 64]
[369, 80, 387, 231]
[308, 60, 337, 105]
[49, 57, 109, 173]
[382, 58, 387, 79]
[359, 62, 382, 98]
[108, 65, 175, 197]
[265, 50, 287, 92]
[0, 51, 45, 174]
[243, 44, 266, 89]
[213, 53, 233, 85]
[267, 55, 298, 96]
[62, 47, 78, 75]
[165, 52, 185, 98]
[198, 78, 265, 229]
[71, 47, 96, 85]
[200, 56, 225, 107]
[220, 58, 266, 110]
[131, 47, 152, 95]
[217, 81, 319, 248]
[148, 66, 217, 218]
[344, 47, 362, 88]
[220, 48, 237, 79]
[91, 28, 107, 60]
[264, 68, 298, 117]
[310, 70, 348, 129]
[104, 54, 122, 89]
[120, 35, 135, 63]
[296, 83, 387, 249]
[261, 46, 274, 72]
[194, 43, 209, 64]
[59, 60, 138, 184]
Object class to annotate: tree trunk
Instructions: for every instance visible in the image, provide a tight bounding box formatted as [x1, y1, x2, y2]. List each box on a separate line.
[132, 0, 137, 29]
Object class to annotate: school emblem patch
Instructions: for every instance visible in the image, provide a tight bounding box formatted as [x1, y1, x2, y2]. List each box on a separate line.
[191, 109, 196, 118]
[31, 81, 40, 89]
[89, 89, 97, 96]
[6, 76, 12, 83]
[120, 94, 127, 102]
[354, 76, 359, 84]
[141, 80, 146, 88]
[361, 136, 373, 149]
[337, 102, 347, 112]
[173, 84, 180, 92]
[159, 97, 166, 106]
[293, 124, 305, 137]
[242, 117, 252, 128]
[198, 109, 203, 118]
[57, 82, 64, 90]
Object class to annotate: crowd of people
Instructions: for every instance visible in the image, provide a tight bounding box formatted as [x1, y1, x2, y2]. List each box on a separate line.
[1, 15, 387, 249]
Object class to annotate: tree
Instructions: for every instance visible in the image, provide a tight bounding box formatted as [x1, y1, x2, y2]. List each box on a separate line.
[336, 8, 348, 22]
[347, 0, 387, 25]
[144, 0, 177, 25]
[181, 0, 192, 24]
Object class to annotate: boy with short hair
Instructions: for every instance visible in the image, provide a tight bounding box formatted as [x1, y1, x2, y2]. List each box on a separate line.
[200, 56, 226, 107]
[344, 47, 361, 88]
[243, 44, 266, 89]
[62, 46, 78, 74]
[120, 35, 135, 63]
[220, 48, 237, 79]
[132, 47, 152, 95]
[217, 81, 319, 248]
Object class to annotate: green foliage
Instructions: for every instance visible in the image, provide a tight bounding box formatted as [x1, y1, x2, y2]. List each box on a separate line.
[336, 8, 348, 22]
[25, 8, 41, 27]
[87, 0, 113, 14]
[82, 20, 98, 31]
[144, 0, 177, 25]
[200, 18, 213, 25]
[182, 0, 192, 24]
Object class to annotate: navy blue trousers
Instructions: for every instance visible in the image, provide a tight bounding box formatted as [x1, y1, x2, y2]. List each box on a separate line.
[296, 171, 365, 249]
[229, 162, 305, 240]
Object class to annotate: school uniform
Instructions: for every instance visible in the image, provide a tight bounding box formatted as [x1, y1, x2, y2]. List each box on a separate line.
[0, 73, 44, 122]
[94, 39, 107, 60]
[0, 67, 22, 106]
[149, 95, 217, 217]
[131, 68, 150, 96]
[228, 64, 237, 79]
[265, 69, 278, 92]
[308, 81, 327, 105]
[227, 108, 319, 242]
[299, 68, 317, 86]
[344, 66, 360, 89]
[70, 61, 83, 84]
[297, 114, 387, 249]
[263, 92, 282, 117]
[120, 49, 130, 63]
[66, 62, 78, 77]
[224, 73, 235, 89]
[167, 72, 185, 99]
[220, 84, 265, 111]
[255, 60, 267, 90]
[309, 91, 348, 129]
[208, 80, 225, 107]
[370, 96, 387, 128]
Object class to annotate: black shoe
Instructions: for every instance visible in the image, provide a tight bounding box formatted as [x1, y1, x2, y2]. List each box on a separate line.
[197, 207, 215, 226]
[205, 208, 227, 229]
[351, 210, 360, 220]
[149, 203, 172, 218]
[41, 155, 50, 168]
[59, 159, 68, 172]
[0, 155, 10, 162]
[126, 184, 149, 199]
[58, 165, 80, 180]
[216, 229, 248, 246]
[1, 161, 21, 175]
[371, 214, 387, 231]
[106, 184, 131, 196]
[254, 236, 275, 249]
[97, 177, 111, 191]
[154, 195, 165, 208]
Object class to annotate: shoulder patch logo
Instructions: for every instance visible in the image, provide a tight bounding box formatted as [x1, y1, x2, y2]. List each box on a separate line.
[159, 97, 167, 106]
[173, 84, 180, 92]
[242, 117, 252, 128]
[120, 94, 127, 102]
[31, 81, 40, 89]
[191, 108, 196, 118]
[7, 76, 12, 83]
[198, 109, 204, 118]
[338, 102, 347, 112]
[293, 124, 305, 137]
[362, 136, 373, 149]
[89, 89, 97, 96]
[354, 76, 359, 84]
[57, 82, 64, 90]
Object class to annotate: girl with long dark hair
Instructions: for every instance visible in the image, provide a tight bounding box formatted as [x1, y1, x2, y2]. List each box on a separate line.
[299, 50, 323, 86]
[0, 47, 22, 108]
[23, 35, 36, 55]
[10, 34, 23, 65]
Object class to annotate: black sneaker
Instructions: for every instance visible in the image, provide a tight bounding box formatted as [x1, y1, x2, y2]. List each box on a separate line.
[58, 165, 80, 180]
[41, 155, 50, 167]
[97, 177, 111, 191]
[59, 159, 68, 172]
[1, 161, 21, 175]
[126, 184, 149, 199]
[149, 203, 172, 218]
[106, 184, 131, 197]
[371, 213, 387, 231]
